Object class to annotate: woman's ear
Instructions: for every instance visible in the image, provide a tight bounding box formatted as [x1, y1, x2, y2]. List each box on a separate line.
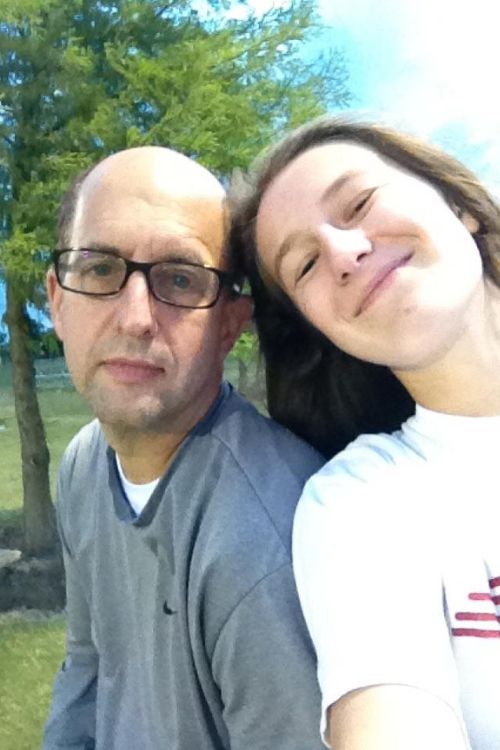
[461, 211, 480, 234]
[452, 204, 480, 234]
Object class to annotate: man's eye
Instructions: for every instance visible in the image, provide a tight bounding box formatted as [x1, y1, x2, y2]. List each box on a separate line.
[81, 262, 114, 277]
[93, 264, 114, 276]
[172, 273, 192, 289]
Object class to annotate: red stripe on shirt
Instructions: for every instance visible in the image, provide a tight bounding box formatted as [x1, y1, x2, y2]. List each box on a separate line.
[469, 593, 492, 601]
[455, 612, 500, 622]
[452, 628, 500, 638]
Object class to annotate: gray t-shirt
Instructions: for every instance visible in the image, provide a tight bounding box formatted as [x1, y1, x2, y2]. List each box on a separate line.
[43, 383, 325, 750]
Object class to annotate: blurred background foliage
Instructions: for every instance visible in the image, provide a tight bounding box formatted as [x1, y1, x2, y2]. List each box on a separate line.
[0, 0, 351, 555]
[0, 2, 352, 743]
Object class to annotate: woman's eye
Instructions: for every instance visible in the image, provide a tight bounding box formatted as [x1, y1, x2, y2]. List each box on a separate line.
[349, 188, 375, 219]
[297, 257, 316, 282]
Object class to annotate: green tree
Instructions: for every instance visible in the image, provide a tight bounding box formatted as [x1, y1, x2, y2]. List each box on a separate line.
[0, 0, 351, 555]
[228, 330, 261, 398]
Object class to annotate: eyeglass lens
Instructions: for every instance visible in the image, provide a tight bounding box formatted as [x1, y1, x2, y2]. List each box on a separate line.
[57, 250, 221, 307]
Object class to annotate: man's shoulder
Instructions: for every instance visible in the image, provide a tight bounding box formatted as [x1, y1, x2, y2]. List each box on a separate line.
[211, 387, 324, 481]
[59, 418, 105, 481]
[190, 388, 324, 550]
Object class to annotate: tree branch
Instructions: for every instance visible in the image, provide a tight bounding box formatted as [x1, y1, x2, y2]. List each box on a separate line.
[154, 5, 171, 19]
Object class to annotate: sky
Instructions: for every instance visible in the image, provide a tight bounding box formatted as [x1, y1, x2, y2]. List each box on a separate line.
[317, 0, 500, 191]
[3, 0, 500, 328]
[234, 0, 500, 191]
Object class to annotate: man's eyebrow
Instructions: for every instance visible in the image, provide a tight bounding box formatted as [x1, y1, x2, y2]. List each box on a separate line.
[82, 241, 206, 264]
[83, 242, 122, 254]
[319, 169, 363, 206]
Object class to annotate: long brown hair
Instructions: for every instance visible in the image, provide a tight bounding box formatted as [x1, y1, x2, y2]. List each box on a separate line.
[229, 115, 500, 457]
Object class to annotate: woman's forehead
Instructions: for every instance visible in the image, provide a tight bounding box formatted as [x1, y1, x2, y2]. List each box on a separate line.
[261, 142, 391, 215]
[256, 141, 391, 255]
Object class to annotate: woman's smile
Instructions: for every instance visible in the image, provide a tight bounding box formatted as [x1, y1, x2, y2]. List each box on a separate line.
[256, 140, 484, 370]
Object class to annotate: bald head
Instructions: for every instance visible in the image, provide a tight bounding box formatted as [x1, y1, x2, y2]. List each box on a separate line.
[48, 145, 252, 445]
[57, 146, 225, 251]
[85, 146, 224, 201]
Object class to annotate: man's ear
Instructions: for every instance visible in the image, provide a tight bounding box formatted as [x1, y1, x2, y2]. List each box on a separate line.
[46, 268, 64, 341]
[220, 295, 254, 356]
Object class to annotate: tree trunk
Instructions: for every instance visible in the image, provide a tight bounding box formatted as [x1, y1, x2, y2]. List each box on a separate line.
[6, 277, 56, 556]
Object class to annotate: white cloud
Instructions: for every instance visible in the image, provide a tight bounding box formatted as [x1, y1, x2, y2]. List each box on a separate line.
[317, 0, 500, 187]
[195, 0, 500, 186]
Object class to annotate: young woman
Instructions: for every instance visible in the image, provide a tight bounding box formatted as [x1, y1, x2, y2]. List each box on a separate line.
[229, 116, 500, 750]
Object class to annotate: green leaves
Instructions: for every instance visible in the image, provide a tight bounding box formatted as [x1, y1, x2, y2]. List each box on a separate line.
[0, 0, 352, 284]
[233, 330, 259, 365]
[1, 228, 43, 285]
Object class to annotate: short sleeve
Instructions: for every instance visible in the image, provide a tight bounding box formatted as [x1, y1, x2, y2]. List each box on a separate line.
[211, 564, 324, 750]
[293, 463, 463, 740]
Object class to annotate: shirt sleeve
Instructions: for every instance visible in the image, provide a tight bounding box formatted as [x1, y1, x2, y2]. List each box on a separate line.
[42, 487, 98, 750]
[293, 465, 464, 742]
[211, 563, 325, 750]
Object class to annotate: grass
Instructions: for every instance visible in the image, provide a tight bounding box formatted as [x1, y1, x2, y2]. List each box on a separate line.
[0, 376, 89, 748]
[0, 356, 263, 748]
[0, 615, 65, 750]
[0, 385, 92, 513]
[0, 355, 262, 515]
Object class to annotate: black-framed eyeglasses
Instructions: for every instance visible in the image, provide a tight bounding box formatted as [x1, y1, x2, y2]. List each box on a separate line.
[52, 249, 242, 310]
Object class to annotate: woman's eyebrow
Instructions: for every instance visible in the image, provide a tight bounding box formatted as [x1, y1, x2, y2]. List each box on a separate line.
[320, 169, 363, 206]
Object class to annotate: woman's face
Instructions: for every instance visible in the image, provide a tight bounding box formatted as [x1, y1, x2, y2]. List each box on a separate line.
[256, 141, 484, 371]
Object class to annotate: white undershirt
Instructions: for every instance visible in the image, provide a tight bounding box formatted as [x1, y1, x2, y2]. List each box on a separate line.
[115, 455, 160, 516]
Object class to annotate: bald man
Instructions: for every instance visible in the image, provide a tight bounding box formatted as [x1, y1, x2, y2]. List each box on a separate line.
[43, 147, 324, 750]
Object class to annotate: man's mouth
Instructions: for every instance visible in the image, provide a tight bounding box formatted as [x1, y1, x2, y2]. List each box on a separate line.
[102, 357, 165, 384]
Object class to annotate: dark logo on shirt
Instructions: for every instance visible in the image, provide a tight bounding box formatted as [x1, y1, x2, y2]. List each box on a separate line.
[163, 600, 177, 616]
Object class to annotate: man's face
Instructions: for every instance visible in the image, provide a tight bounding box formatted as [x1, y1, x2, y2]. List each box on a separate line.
[48, 148, 248, 436]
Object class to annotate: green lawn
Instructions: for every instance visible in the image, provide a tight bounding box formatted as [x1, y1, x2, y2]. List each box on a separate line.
[0, 385, 92, 515]
[0, 356, 261, 518]
[0, 356, 262, 748]
[0, 382, 87, 748]
[0, 615, 65, 750]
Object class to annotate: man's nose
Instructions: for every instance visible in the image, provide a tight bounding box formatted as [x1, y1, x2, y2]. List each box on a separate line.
[318, 223, 373, 285]
[115, 271, 158, 337]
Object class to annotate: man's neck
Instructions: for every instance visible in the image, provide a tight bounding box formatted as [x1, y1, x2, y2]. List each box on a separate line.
[104, 427, 187, 483]
[99, 381, 224, 483]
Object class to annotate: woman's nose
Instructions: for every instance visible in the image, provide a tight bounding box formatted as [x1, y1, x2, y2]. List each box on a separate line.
[318, 223, 373, 285]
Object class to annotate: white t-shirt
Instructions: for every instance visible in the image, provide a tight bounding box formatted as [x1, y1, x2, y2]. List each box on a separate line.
[293, 405, 500, 750]
[115, 455, 160, 516]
